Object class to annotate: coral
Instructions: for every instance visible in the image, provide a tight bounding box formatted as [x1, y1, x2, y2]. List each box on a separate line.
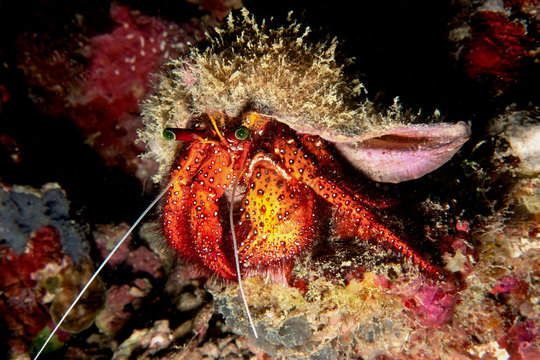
[16, 3, 206, 180]
[56, 261, 221, 360]
[125, 246, 164, 278]
[93, 223, 133, 268]
[443, 108, 540, 360]
[501, 320, 539, 359]
[114, 319, 173, 358]
[0, 184, 105, 357]
[400, 280, 458, 327]
[0, 227, 65, 351]
[463, 11, 529, 82]
[0, 183, 88, 259]
[448, 0, 538, 94]
[67, 3, 203, 176]
[48, 262, 106, 333]
[94, 223, 163, 278]
[95, 278, 152, 336]
[489, 110, 540, 177]
[211, 272, 415, 359]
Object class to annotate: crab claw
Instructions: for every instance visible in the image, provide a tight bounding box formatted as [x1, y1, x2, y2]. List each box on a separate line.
[335, 122, 471, 183]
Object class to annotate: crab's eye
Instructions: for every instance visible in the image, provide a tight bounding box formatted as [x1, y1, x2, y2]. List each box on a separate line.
[235, 126, 249, 140]
[162, 128, 176, 141]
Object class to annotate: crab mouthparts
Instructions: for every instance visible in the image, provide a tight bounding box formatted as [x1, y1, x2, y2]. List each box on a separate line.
[224, 180, 248, 205]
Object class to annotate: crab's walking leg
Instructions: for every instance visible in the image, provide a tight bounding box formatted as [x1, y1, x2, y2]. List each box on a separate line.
[164, 142, 208, 261]
[297, 134, 394, 209]
[163, 142, 236, 279]
[274, 136, 440, 277]
[188, 147, 237, 279]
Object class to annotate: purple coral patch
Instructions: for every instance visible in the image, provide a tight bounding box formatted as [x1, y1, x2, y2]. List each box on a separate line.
[491, 276, 525, 296]
[500, 320, 540, 360]
[401, 281, 458, 326]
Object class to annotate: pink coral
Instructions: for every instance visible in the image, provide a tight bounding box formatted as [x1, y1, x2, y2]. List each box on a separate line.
[491, 275, 527, 296]
[73, 3, 198, 117]
[401, 281, 458, 327]
[67, 4, 202, 176]
[16, 3, 205, 180]
[95, 278, 152, 335]
[94, 223, 163, 277]
[94, 223, 133, 267]
[126, 246, 163, 278]
[500, 320, 540, 360]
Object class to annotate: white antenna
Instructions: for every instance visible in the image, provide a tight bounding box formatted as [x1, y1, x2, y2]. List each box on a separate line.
[229, 174, 259, 339]
[33, 173, 181, 360]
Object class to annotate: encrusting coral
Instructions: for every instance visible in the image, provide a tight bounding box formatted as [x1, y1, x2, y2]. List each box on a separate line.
[0, 184, 105, 357]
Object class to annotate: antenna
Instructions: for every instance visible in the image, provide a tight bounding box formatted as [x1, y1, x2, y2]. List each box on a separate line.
[229, 173, 259, 339]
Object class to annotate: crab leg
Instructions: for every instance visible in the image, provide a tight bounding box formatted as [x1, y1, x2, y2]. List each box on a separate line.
[188, 147, 237, 279]
[273, 135, 440, 277]
[163, 141, 237, 279]
[297, 134, 394, 209]
[164, 142, 207, 260]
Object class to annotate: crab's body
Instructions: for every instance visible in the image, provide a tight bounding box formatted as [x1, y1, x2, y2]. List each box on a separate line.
[162, 113, 441, 279]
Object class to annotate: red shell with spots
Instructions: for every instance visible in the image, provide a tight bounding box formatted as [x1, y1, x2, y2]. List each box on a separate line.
[162, 112, 440, 280]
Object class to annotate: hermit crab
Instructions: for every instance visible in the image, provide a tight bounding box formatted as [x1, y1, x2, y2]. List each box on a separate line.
[141, 10, 470, 281]
[34, 9, 469, 358]
[158, 111, 467, 281]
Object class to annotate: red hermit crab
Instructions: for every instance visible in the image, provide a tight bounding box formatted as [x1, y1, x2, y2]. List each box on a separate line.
[140, 10, 470, 281]
[159, 111, 465, 280]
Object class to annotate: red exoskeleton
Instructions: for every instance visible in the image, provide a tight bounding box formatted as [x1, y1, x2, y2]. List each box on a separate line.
[161, 111, 443, 280]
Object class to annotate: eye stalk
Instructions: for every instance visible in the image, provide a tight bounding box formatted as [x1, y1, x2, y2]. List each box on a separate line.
[234, 126, 250, 140]
[162, 128, 209, 142]
[162, 126, 249, 143]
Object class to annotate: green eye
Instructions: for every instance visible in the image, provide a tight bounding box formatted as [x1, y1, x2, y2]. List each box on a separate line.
[162, 128, 176, 141]
[234, 126, 249, 140]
